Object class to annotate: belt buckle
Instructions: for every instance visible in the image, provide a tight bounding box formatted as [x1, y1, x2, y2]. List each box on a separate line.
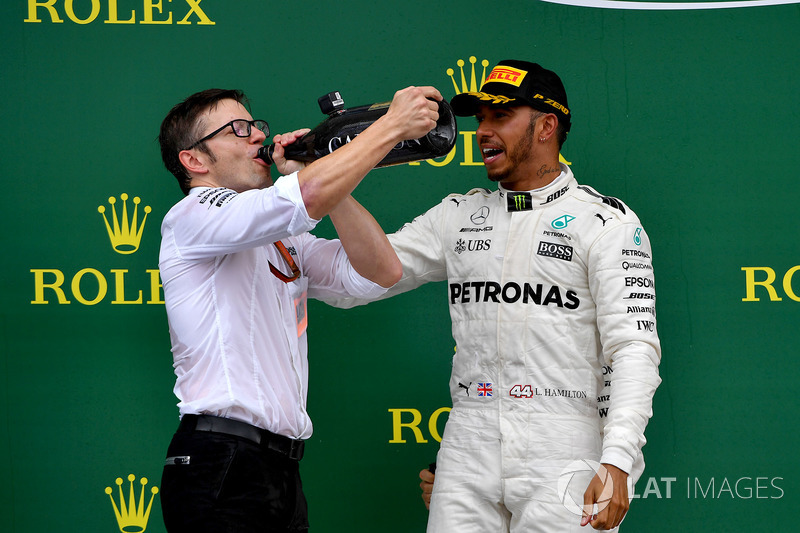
[287, 438, 304, 461]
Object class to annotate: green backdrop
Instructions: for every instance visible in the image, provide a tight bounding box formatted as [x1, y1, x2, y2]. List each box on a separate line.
[3, 0, 799, 531]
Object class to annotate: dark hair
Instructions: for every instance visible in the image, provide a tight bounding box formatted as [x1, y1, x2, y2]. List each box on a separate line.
[556, 122, 568, 150]
[159, 89, 248, 195]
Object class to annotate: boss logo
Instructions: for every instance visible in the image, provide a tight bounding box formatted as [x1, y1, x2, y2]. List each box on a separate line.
[537, 241, 573, 262]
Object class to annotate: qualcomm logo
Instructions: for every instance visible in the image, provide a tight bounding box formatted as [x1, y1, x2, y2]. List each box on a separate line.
[540, 0, 800, 9]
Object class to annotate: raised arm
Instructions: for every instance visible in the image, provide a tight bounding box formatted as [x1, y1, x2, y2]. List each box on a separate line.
[327, 196, 402, 288]
[271, 86, 442, 220]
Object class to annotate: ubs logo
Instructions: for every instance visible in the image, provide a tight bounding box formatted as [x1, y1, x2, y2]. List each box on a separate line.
[455, 238, 491, 254]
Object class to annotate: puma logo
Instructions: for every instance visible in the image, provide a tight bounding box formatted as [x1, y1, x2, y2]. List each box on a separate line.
[595, 213, 611, 226]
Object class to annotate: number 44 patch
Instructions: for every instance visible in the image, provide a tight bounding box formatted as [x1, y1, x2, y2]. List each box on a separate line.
[509, 385, 536, 398]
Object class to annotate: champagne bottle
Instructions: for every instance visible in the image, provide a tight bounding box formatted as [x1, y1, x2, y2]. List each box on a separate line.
[257, 91, 458, 168]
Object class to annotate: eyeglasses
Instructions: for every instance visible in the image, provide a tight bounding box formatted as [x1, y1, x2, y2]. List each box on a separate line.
[183, 119, 269, 150]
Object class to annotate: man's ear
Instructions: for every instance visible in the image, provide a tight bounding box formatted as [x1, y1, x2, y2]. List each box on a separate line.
[539, 113, 559, 141]
[178, 149, 209, 175]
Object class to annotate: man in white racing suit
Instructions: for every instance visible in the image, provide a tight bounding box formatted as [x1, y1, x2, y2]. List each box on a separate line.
[329, 60, 661, 532]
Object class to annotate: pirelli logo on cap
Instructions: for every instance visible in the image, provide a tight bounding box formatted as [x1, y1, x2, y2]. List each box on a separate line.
[485, 66, 527, 87]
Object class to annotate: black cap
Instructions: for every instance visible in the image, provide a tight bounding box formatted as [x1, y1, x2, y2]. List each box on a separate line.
[450, 60, 571, 131]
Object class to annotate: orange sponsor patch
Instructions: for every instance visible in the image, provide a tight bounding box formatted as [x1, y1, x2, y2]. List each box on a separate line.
[484, 66, 527, 87]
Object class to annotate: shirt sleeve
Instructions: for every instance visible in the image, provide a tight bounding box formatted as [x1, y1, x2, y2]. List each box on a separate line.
[318, 201, 449, 308]
[589, 220, 662, 474]
[164, 172, 318, 260]
[291, 233, 387, 301]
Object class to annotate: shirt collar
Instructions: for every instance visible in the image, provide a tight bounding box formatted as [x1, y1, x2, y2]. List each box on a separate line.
[498, 163, 574, 212]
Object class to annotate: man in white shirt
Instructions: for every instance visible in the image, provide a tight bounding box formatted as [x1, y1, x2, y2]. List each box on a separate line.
[157, 86, 442, 533]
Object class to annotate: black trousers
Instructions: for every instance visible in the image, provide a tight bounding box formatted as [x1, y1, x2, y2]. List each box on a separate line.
[160, 425, 309, 533]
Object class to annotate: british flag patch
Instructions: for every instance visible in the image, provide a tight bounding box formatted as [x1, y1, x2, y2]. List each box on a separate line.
[477, 383, 493, 397]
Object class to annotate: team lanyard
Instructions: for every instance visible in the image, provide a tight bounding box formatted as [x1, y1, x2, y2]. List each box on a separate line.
[269, 241, 300, 283]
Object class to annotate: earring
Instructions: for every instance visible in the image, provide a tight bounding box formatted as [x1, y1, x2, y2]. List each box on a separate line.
[539, 137, 546, 142]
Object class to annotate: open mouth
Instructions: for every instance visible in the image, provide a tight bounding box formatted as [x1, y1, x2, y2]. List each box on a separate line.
[481, 146, 504, 163]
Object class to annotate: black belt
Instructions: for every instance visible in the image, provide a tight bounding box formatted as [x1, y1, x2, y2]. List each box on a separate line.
[179, 414, 305, 461]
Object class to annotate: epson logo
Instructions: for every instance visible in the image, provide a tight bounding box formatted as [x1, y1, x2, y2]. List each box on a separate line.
[624, 276, 654, 288]
[537, 241, 574, 262]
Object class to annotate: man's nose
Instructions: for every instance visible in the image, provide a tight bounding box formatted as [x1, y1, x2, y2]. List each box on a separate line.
[476, 121, 493, 138]
[250, 128, 267, 144]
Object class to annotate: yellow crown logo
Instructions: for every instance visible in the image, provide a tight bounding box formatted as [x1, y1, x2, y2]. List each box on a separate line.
[105, 474, 159, 533]
[446, 56, 491, 95]
[98, 194, 151, 254]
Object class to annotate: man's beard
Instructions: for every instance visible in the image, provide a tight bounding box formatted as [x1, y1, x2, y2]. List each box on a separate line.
[486, 116, 537, 183]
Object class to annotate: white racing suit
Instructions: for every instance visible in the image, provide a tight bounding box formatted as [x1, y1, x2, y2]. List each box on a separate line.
[329, 165, 661, 532]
